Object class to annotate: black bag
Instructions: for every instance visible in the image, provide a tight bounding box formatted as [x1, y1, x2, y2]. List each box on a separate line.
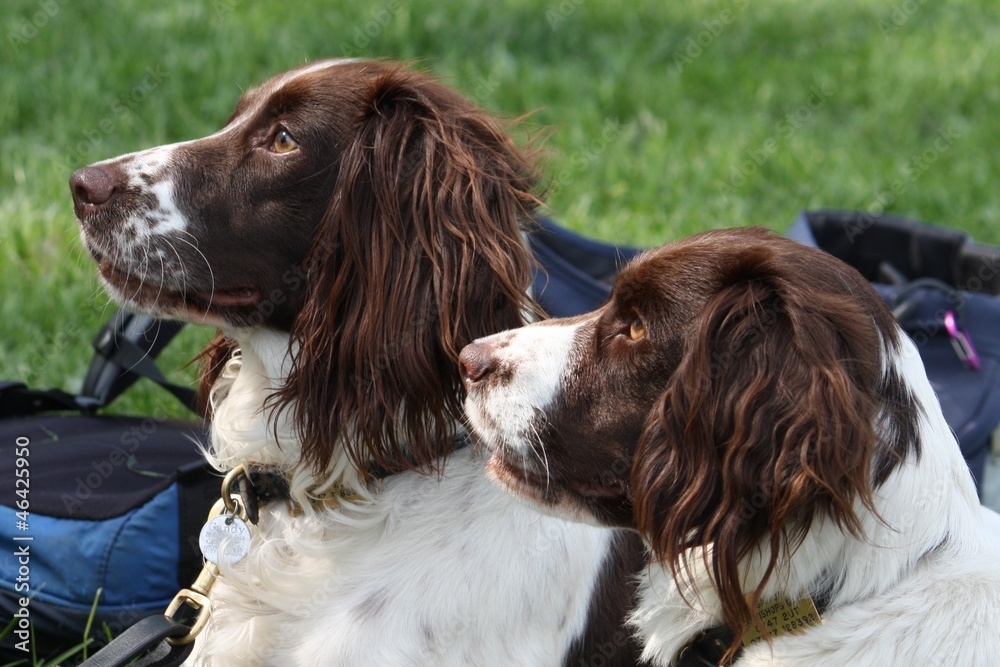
[788, 210, 1000, 489]
[0, 312, 216, 660]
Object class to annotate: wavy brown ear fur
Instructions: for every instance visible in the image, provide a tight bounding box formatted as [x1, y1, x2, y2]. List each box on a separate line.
[197, 332, 238, 419]
[631, 240, 894, 657]
[276, 66, 541, 478]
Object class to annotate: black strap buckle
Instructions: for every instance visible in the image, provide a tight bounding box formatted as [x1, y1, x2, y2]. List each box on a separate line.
[671, 626, 739, 667]
[84, 312, 198, 413]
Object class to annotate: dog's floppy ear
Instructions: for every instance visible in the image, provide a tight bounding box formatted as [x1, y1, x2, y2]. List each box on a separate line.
[278, 66, 541, 478]
[631, 241, 886, 650]
[197, 332, 239, 419]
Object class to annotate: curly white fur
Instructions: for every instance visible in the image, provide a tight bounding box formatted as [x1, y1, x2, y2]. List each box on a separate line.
[186, 330, 617, 666]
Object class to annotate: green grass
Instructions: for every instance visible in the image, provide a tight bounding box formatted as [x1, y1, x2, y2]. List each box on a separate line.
[2, 0, 999, 415]
[1, 588, 100, 665]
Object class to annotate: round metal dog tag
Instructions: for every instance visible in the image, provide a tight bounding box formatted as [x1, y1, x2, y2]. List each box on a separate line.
[199, 514, 251, 565]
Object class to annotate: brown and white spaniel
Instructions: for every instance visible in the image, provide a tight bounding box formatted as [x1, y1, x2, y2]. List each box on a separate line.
[71, 59, 642, 666]
[461, 227, 1000, 666]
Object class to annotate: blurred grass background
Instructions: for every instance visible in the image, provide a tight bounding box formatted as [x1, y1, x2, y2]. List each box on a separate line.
[1, 0, 999, 418]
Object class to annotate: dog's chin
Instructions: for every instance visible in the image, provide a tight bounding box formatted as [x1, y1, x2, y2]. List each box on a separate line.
[485, 452, 625, 529]
[94, 254, 261, 328]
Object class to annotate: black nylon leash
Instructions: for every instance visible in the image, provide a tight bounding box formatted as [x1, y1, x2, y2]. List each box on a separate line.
[78, 615, 193, 667]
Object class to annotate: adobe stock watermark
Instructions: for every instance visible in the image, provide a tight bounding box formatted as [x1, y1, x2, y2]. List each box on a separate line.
[672, 0, 751, 73]
[464, 74, 502, 110]
[6, 0, 70, 53]
[249, 576, 472, 662]
[338, 0, 408, 57]
[60, 416, 170, 515]
[717, 81, 835, 195]
[735, 482, 773, 528]
[548, 117, 624, 200]
[10, 436, 32, 653]
[212, 0, 244, 18]
[545, 0, 584, 30]
[951, 252, 1000, 296]
[12, 320, 82, 386]
[56, 65, 169, 173]
[847, 124, 964, 243]
[877, 0, 929, 37]
[878, 252, 1000, 355]
[576, 629, 635, 667]
[346, 302, 444, 401]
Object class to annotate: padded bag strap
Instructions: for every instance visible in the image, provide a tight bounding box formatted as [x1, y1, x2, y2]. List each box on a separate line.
[0, 382, 86, 417]
[0, 312, 196, 417]
[788, 209, 1000, 295]
[82, 311, 197, 413]
[79, 615, 192, 667]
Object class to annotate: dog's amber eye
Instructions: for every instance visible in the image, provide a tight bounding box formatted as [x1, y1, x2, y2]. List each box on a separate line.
[629, 318, 646, 341]
[271, 129, 299, 154]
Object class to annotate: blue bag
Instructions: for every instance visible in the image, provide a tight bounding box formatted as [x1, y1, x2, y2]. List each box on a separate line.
[788, 210, 1000, 489]
[0, 314, 214, 659]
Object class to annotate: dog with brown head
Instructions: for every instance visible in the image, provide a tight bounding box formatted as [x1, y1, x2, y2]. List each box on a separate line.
[463, 227, 1000, 666]
[73, 59, 643, 666]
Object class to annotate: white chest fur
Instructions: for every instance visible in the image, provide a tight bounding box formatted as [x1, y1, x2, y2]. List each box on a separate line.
[187, 448, 612, 666]
[186, 332, 614, 665]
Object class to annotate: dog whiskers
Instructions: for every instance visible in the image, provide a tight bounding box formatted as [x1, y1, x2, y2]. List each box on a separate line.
[526, 421, 552, 496]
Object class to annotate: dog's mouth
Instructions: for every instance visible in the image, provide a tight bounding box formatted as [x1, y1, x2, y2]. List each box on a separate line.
[484, 445, 630, 527]
[485, 450, 553, 504]
[94, 253, 260, 323]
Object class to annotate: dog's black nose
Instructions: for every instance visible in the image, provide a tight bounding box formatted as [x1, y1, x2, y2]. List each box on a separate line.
[459, 343, 495, 386]
[70, 166, 121, 216]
